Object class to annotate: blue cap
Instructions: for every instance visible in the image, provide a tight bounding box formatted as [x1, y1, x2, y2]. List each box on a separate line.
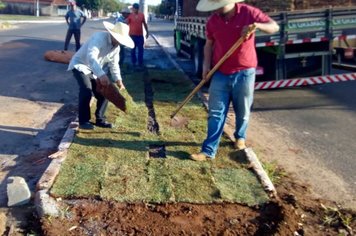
[133, 3, 139, 9]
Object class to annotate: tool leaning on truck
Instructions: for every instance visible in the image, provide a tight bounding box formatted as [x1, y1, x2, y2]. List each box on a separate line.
[174, 0, 356, 89]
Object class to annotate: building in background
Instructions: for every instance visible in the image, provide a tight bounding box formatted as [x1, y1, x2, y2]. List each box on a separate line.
[0, 0, 70, 16]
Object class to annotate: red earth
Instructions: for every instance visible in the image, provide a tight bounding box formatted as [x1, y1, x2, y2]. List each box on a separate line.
[40, 174, 355, 236]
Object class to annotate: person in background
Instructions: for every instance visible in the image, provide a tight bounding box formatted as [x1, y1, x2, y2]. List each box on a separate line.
[68, 21, 134, 130]
[190, 0, 279, 161]
[64, 1, 86, 51]
[116, 6, 132, 67]
[126, 3, 149, 68]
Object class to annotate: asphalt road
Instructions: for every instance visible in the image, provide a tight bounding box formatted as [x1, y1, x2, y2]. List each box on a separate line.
[253, 81, 356, 188]
[149, 20, 356, 203]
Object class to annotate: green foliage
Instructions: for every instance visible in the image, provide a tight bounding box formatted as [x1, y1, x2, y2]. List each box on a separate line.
[0, 1, 5, 10]
[100, 0, 126, 13]
[76, 0, 126, 11]
[262, 161, 287, 185]
[76, 0, 98, 10]
[321, 204, 354, 233]
[155, 0, 175, 16]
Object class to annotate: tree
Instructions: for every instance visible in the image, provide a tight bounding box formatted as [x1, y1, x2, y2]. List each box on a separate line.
[76, 0, 99, 10]
[75, 0, 126, 12]
[155, 0, 175, 16]
[100, 0, 125, 13]
[0, 1, 5, 10]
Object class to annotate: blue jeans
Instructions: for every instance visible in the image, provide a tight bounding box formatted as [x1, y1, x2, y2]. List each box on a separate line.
[130, 35, 144, 66]
[201, 68, 256, 158]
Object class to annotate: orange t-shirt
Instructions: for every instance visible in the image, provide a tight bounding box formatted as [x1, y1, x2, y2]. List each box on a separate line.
[127, 12, 145, 36]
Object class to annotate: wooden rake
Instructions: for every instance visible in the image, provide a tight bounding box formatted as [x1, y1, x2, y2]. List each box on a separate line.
[170, 24, 257, 125]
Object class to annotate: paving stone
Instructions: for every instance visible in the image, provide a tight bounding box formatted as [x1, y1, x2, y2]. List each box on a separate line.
[7, 177, 31, 207]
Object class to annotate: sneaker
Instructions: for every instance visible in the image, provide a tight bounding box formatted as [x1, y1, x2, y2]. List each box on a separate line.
[189, 152, 209, 162]
[95, 121, 113, 128]
[234, 138, 246, 150]
[79, 122, 94, 130]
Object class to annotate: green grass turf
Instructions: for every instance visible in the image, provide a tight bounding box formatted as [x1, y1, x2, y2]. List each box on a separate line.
[50, 68, 269, 205]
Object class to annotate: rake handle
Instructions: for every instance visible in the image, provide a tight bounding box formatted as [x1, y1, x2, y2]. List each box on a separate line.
[170, 24, 257, 118]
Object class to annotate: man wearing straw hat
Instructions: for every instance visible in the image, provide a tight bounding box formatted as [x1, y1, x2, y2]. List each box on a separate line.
[68, 21, 134, 130]
[190, 0, 279, 161]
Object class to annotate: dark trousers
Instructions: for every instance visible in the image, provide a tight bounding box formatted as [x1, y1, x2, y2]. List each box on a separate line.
[119, 46, 126, 67]
[130, 35, 144, 66]
[72, 69, 108, 124]
[64, 29, 81, 51]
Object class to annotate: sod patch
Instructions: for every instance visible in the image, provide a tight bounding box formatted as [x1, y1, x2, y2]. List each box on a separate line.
[50, 68, 269, 205]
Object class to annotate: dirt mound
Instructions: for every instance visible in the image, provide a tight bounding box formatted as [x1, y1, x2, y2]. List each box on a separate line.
[41, 174, 355, 236]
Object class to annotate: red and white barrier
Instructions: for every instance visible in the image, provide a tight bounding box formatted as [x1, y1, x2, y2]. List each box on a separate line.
[255, 73, 356, 90]
[256, 35, 356, 48]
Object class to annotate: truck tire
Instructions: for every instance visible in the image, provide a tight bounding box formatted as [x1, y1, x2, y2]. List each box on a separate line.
[193, 40, 204, 78]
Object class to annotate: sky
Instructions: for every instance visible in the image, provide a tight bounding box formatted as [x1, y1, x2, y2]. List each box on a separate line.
[123, 0, 162, 6]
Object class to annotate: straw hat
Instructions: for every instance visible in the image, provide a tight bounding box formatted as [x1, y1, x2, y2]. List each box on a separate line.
[196, 0, 244, 12]
[103, 21, 134, 48]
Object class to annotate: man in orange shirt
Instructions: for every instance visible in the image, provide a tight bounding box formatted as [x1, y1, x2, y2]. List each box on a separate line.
[126, 3, 149, 68]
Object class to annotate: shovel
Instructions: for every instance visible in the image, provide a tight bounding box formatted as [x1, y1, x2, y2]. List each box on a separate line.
[170, 24, 257, 127]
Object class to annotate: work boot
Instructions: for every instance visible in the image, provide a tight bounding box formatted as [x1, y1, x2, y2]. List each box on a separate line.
[234, 139, 246, 150]
[189, 152, 208, 161]
[79, 122, 94, 130]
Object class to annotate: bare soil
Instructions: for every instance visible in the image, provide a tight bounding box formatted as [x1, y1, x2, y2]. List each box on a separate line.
[40, 174, 355, 236]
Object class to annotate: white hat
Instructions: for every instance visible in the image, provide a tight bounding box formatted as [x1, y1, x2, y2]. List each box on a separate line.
[103, 21, 134, 49]
[196, 0, 244, 12]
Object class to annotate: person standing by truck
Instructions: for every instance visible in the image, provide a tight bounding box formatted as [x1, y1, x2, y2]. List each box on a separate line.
[64, 1, 86, 51]
[126, 3, 149, 68]
[190, 0, 279, 161]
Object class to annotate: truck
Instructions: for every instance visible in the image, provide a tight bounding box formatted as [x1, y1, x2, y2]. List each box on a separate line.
[174, 0, 356, 90]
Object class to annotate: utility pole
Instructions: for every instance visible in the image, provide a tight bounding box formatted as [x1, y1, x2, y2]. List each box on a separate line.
[35, 0, 39, 17]
[139, 0, 148, 22]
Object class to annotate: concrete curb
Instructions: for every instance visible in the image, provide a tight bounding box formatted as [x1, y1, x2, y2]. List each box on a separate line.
[35, 120, 78, 217]
[151, 33, 277, 197]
